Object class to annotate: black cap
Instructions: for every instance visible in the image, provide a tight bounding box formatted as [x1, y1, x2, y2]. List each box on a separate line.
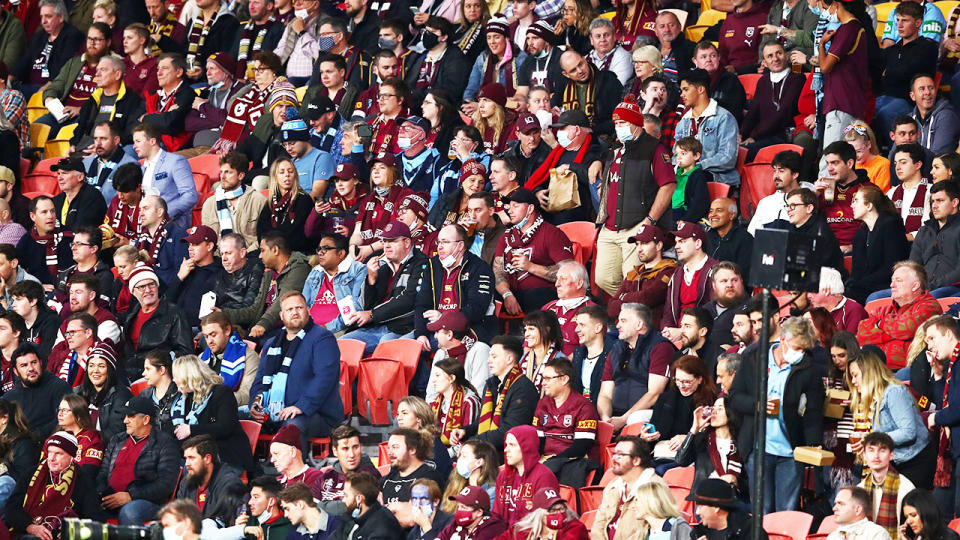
[303, 95, 336, 121]
[120, 396, 158, 417]
[502, 188, 537, 205]
[685, 478, 739, 510]
[50, 157, 85, 174]
[397, 115, 430, 133]
[550, 109, 590, 129]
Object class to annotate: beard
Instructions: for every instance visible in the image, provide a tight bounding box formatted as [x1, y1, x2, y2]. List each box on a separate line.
[186, 467, 208, 489]
[716, 290, 745, 309]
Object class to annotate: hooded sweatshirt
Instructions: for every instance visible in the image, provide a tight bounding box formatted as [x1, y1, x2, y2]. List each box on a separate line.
[912, 98, 960, 155]
[492, 425, 559, 526]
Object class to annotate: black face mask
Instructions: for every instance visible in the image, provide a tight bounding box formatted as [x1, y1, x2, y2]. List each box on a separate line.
[421, 31, 440, 50]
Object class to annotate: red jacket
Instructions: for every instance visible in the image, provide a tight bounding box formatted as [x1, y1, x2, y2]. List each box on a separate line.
[858, 292, 942, 370]
[493, 425, 559, 527]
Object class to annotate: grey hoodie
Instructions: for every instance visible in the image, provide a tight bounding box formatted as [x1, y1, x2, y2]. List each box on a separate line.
[912, 97, 960, 155]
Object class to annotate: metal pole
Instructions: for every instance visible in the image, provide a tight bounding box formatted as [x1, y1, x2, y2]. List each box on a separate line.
[752, 288, 772, 540]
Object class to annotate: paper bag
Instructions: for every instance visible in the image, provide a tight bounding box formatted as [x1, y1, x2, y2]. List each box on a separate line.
[824, 388, 850, 419]
[546, 169, 580, 213]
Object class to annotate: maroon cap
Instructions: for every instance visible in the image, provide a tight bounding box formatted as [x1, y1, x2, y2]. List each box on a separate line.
[182, 225, 217, 244]
[460, 159, 487, 183]
[380, 220, 411, 240]
[207, 52, 237, 76]
[627, 224, 665, 245]
[426, 310, 469, 333]
[450, 485, 490, 511]
[271, 424, 301, 449]
[398, 194, 429, 221]
[671, 220, 706, 242]
[515, 113, 540, 134]
[477, 83, 507, 108]
[373, 153, 399, 169]
[532, 487, 564, 510]
[333, 162, 359, 180]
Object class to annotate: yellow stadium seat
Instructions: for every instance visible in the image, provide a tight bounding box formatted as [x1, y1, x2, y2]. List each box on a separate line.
[295, 86, 308, 101]
[27, 91, 43, 108]
[686, 24, 711, 42]
[44, 140, 70, 159]
[599, 10, 615, 19]
[696, 9, 727, 26]
[873, 2, 897, 40]
[55, 123, 77, 141]
[935, 0, 959, 19]
[29, 123, 50, 149]
[27, 107, 47, 124]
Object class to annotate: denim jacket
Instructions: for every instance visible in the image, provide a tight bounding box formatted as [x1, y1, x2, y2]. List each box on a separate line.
[674, 99, 741, 186]
[874, 383, 929, 463]
[302, 257, 367, 333]
[463, 50, 528, 102]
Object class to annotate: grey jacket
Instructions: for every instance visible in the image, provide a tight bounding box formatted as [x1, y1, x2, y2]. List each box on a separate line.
[220, 251, 311, 330]
[912, 98, 960, 155]
[762, 0, 819, 57]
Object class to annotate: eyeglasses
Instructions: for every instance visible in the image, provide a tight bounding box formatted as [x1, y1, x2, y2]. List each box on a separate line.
[316, 245, 339, 253]
[64, 329, 89, 337]
[437, 239, 463, 246]
[377, 93, 396, 100]
[70, 242, 92, 248]
[87, 36, 106, 42]
[541, 374, 564, 382]
[134, 281, 158, 292]
[674, 377, 698, 386]
[57, 407, 72, 413]
[785, 202, 809, 210]
[253, 66, 271, 73]
[611, 452, 635, 458]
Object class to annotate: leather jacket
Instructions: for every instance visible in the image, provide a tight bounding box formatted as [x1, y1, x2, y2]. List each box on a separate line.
[214, 257, 265, 311]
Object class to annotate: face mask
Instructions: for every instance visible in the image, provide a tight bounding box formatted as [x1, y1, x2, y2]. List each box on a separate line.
[378, 37, 397, 50]
[351, 506, 361, 518]
[615, 125, 635, 143]
[317, 35, 336, 51]
[397, 137, 413, 150]
[783, 346, 804, 365]
[162, 527, 182, 540]
[514, 212, 530, 230]
[440, 253, 459, 269]
[421, 32, 440, 50]
[209, 81, 224, 90]
[352, 143, 364, 154]
[294, 8, 309, 18]
[455, 509, 474, 527]
[375, 186, 390, 197]
[456, 459, 475, 478]
[557, 131, 574, 149]
[535, 48, 548, 59]
[826, 7, 839, 24]
[545, 512, 565, 530]
[809, 3, 820, 15]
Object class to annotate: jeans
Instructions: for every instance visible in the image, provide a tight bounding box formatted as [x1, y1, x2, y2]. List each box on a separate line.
[0, 475, 15, 508]
[118, 499, 161, 525]
[341, 326, 412, 356]
[762, 453, 803, 513]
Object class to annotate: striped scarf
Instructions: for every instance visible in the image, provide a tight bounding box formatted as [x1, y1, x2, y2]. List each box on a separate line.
[481, 51, 518, 96]
[431, 385, 466, 445]
[477, 363, 523, 434]
[851, 396, 878, 466]
[236, 16, 276, 73]
[270, 189, 298, 228]
[214, 184, 245, 235]
[947, 7, 960, 64]
[186, 11, 217, 68]
[149, 13, 180, 56]
[519, 346, 559, 391]
[456, 21, 484, 54]
[935, 344, 960, 487]
[562, 64, 597, 120]
[707, 431, 743, 477]
[263, 321, 312, 421]
[861, 469, 900, 537]
[890, 181, 928, 234]
[200, 331, 247, 391]
[137, 216, 169, 265]
[30, 227, 70, 277]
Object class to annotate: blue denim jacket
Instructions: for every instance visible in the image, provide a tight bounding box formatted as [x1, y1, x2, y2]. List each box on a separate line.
[463, 50, 528, 102]
[302, 257, 367, 333]
[674, 99, 741, 186]
[874, 383, 929, 463]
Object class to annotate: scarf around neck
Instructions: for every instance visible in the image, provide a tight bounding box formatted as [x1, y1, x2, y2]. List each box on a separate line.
[707, 430, 742, 478]
[201, 331, 247, 391]
[263, 321, 313, 421]
[477, 363, 523, 434]
[138, 215, 169, 265]
[215, 184, 245, 235]
[31, 227, 70, 277]
[861, 468, 900, 537]
[431, 385, 466, 445]
[525, 134, 592, 191]
[23, 460, 79, 530]
[562, 64, 598, 119]
[936, 344, 960, 487]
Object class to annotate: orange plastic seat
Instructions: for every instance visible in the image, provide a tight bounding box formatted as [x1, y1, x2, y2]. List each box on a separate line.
[620, 423, 647, 436]
[763, 511, 814, 540]
[371, 338, 422, 387]
[864, 297, 893, 316]
[663, 465, 695, 489]
[239, 419, 262, 453]
[580, 510, 597, 530]
[356, 358, 406, 425]
[378, 441, 389, 468]
[938, 297, 960, 312]
[739, 162, 776, 221]
[598, 468, 616, 486]
[188, 153, 222, 182]
[668, 485, 693, 521]
[21, 173, 59, 196]
[129, 378, 151, 396]
[739, 74, 762, 100]
[559, 485, 577, 511]
[578, 486, 605, 513]
[558, 221, 599, 267]
[949, 518, 960, 534]
[816, 516, 839, 535]
[33, 157, 60, 175]
[19, 158, 29, 180]
[339, 360, 352, 417]
[338, 338, 366, 382]
[707, 181, 730, 200]
[754, 144, 804, 164]
[377, 464, 391, 476]
[595, 421, 614, 468]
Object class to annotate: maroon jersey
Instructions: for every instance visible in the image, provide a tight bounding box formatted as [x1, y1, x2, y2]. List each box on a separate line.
[438, 265, 463, 311]
[495, 217, 574, 291]
[356, 185, 414, 245]
[532, 392, 599, 457]
[411, 222, 438, 256]
[820, 177, 866, 246]
[543, 297, 596, 357]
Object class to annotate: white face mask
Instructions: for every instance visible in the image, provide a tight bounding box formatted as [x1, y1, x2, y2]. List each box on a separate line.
[440, 253, 459, 268]
[397, 137, 413, 150]
[783, 346, 804, 365]
[163, 526, 182, 540]
[294, 8, 309, 18]
[557, 130, 574, 149]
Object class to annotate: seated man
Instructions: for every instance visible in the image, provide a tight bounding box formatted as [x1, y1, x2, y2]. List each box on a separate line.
[494, 189, 574, 315]
[230, 476, 290, 540]
[213, 233, 265, 311]
[84, 124, 141, 203]
[691, 41, 746, 122]
[122, 265, 194, 381]
[381, 428, 444, 505]
[55, 273, 122, 344]
[5, 343, 71, 435]
[175, 435, 246, 524]
[9, 282, 61, 360]
[856, 431, 916, 537]
[660, 221, 719, 331]
[766, 188, 846, 276]
[674, 68, 739, 187]
[166, 225, 222, 328]
[396, 194, 438, 257]
[571, 305, 613, 404]
[249, 291, 344, 444]
[0, 196, 26, 247]
[71, 57, 143, 155]
[51, 157, 108, 231]
[599, 303, 676, 428]
[199, 312, 260, 406]
[141, 53, 196, 152]
[462, 192, 507, 266]
[200, 152, 268, 250]
[96, 396, 181, 524]
[911, 73, 960, 155]
[493, 425, 559, 526]
[342, 472, 404, 540]
[551, 50, 622, 137]
[907, 180, 960, 297]
[826, 487, 890, 540]
[135, 195, 188, 286]
[99, 165, 143, 249]
[0, 244, 38, 309]
[280, 113, 331, 199]
[302, 232, 367, 333]
[46, 312, 108, 386]
[591, 437, 664, 539]
[10, 0, 84, 95]
[543, 261, 595, 357]
[182, 53, 247, 147]
[424, 310, 491, 403]
[689, 479, 769, 540]
[701, 261, 748, 351]
[607, 225, 677, 325]
[747, 150, 807, 234]
[739, 42, 805, 160]
[586, 18, 632, 87]
[533, 357, 599, 489]
[887, 143, 931, 242]
[132, 123, 199, 228]
[858, 261, 942, 370]
[316, 424, 381, 513]
[278, 482, 339, 539]
[269, 424, 323, 488]
[55, 225, 113, 303]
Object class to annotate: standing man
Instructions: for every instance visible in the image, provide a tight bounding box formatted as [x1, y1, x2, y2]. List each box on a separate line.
[552, 51, 623, 137]
[661, 222, 718, 329]
[674, 69, 740, 187]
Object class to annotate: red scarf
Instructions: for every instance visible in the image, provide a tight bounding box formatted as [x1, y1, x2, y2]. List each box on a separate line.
[935, 343, 960, 487]
[525, 134, 592, 191]
[107, 200, 140, 240]
[30, 227, 70, 277]
[431, 385, 466, 445]
[707, 431, 743, 477]
[270, 190, 297, 228]
[211, 82, 272, 154]
[23, 461, 79, 530]
[477, 363, 523, 434]
[137, 216, 169, 265]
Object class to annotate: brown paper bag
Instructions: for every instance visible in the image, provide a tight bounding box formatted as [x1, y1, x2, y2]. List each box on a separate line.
[546, 168, 580, 213]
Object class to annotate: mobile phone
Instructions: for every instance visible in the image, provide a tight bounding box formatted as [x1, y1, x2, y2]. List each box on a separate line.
[410, 6, 419, 12]
[357, 124, 372, 139]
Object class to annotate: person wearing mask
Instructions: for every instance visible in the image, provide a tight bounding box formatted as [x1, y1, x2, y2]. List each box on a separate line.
[305, 17, 374, 91]
[340, 472, 405, 540]
[232, 476, 291, 540]
[182, 53, 248, 149]
[438, 485, 506, 540]
[516, 21, 564, 94]
[405, 18, 470, 105]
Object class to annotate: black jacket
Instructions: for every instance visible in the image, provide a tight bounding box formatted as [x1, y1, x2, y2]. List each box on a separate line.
[256, 195, 314, 253]
[404, 45, 470, 106]
[96, 428, 181, 504]
[16, 232, 73, 287]
[570, 335, 615, 406]
[165, 258, 223, 328]
[910, 212, 960, 290]
[505, 140, 551, 184]
[12, 24, 84, 83]
[214, 257, 265, 311]
[674, 429, 749, 500]
[350, 502, 405, 540]
[4, 372, 71, 437]
[550, 68, 623, 136]
[80, 384, 134, 442]
[173, 385, 256, 474]
[3, 435, 38, 488]
[463, 372, 538, 450]
[176, 463, 246, 524]
[597, 132, 667, 230]
[691, 510, 767, 540]
[847, 212, 910, 304]
[767, 212, 846, 278]
[71, 85, 145, 146]
[710, 70, 747, 123]
[56, 261, 115, 304]
[728, 346, 825, 460]
[52, 183, 108, 231]
[24, 306, 62, 361]
[5, 460, 101, 532]
[665, 35, 695, 76]
[139, 382, 180, 436]
[706, 224, 754, 281]
[361, 248, 429, 335]
[427, 188, 465, 228]
[184, 12, 240, 72]
[348, 9, 380, 53]
[414, 252, 496, 342]
[704, 298, 745, 350]
[122, 300, 194, 383]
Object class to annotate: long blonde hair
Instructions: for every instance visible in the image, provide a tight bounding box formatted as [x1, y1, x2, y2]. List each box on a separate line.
[906, 319, 935, 368]
[634, 482, 683, 539]
[268, 157, 304, 204]
[472, 103, 505, 150]
[511, 506, 579, 539]
[399, 396, 440, 442]
[172, 355, 223, 403]
[847, 350, 901, 414]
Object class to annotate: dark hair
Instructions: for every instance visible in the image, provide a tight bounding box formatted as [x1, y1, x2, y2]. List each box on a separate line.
[249, 476, 283, 501]
[426, 88, 456, 130]
[675, 136, 703, 155]
[261, 232, 291, 255]
[640, 74, 667, 93]
[0, 244, 17, 262]
[823, 140, 857, 164]
[746, 293, 779, 318]
[457, 125, 483, 146]
[199, 311, 231, 331]
[379, 18, 407, 40]
[112, 162, 143, 193]
[219, 152, 249, 175]
[930, 180, 960, 201]
[94, 121, 121, 139]
[679, 68, 710, 90]
[253, 51, 283, 75]
[390, 427, 429, 461]
[901, 489, 950, 540]
[182, 434, 219, 464]
[156, 52, 187, 74]
[543, 356, 573, 381]
[144, 348, 174, 376]
[278, 482, 315, 506]
[523, 310, 564, 348]
[89, 21, 112, 40]
[577, 304, 609, 328]
[319, 52, 347, 72]
[344, 472, 380, 505]
[894, 143, 927, 167]
[840, 486, 872, 514]
[892, 115, 920, 131]
[28, 195, 54, 214]
[772, 148, 803, 170]
[331, 424, 362, 447]
[434, 358, 478, 395]
[935, 152, 960, 181]
[857, 183, 897, 216]
[491, 153, 521, 174]
[67, 312, 98, 334]
[0, 311, 26, 337]
[319, 232, 349, 253]
[79, 346, 119, 407]
[895, 1, 923, 19]
[158, 500, 202, 534]
[807, 307, 836, 349]
[672, 355, 717, 406]
[490, 335, 523, 363]
[468, 191, 495, 208]
[379, 77, 409, 106]
[426, 15, 454, 38]
[9, 280, 43, 304]
[786, 187, 818, 207]
[59, 393, 93, 431]
[613, 436, 653, 467]
[862, 431, 895, 451]
[680, 307, 713, 334]
[11, 343, 40, 369]
[67, 272, 101, 296]
[133, 122, 162, 141]
[75, 225, 102, 251]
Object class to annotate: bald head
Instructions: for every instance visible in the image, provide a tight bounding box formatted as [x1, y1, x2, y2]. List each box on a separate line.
[139, 195, 167, 228]
[708, 197, 738, 233]
[560, 50, 591, 82]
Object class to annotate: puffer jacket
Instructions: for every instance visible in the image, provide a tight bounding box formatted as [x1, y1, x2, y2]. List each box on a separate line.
[82, 384, 134, 442]
[213, 257, 264, 311]
[176, 463, 245, 524]
[121, 300, 194, 383]
[96, 427, 181, 504]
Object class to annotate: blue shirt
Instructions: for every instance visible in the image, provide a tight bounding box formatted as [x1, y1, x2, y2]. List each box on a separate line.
[766, 344, 795, 457]
[293, 147, 334, 193]
[882, 1, 945, 43]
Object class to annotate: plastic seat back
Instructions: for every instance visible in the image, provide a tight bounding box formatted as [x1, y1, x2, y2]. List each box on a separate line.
[19, 158, 29, 179]
[938, 297, 960, 313]
[864, 297, 893, 316]
[29, 123, 50, 149]
[668, 485, 693, 521]
[598, 468, 616, 486]
[816, 515, 839, 535]
[129, 378, 151, 396]
[663, 465, 695, 489]
[578, 486, 605, 513]
[338, 338, 366, 382]
[763, 511, 814, 540]
[558, 485, 577, 512]
[755, 144, 804, 164]
[187, 153, 222, 181]
[339, 360, 352, 418]
[739, 74, 762, 100]
[239, 419, 262, 453]
[22, 173, 60, 197]
[357, 358, 406, 425]
[948, 518, 960, 534]
[580, 510, 597, 530]
[372, 338, 422, 386]
[739, 163, 775, 221]
[558, 221, 599, 267]
[378, 441, 389, 468]
[706, 182, 730, 201]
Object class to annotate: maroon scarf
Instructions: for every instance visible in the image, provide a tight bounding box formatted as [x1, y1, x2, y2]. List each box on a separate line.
[211, 83, 270, 154]
[108, 200, 140, 240]
[22, 461, 79, 532]
[707, 430, 743, 477]
[935, 343, 960, 487]
[891, 181, 928, 234]
[270, 190, 297, 228]
[481, 53, 518, 96]
[137, 216, 169, 264]
[30, 227, 70, 277]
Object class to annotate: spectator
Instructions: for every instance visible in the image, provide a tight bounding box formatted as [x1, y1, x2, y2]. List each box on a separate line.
[847, 184, 910, 303]
[675, 309, 722, 373]
[438, 484, 507, 540]
[200, 152, 268, 250]
[643, 354, 718, 456]
[96, 395, 181, 525]
[856, 431, 916, 537]
[729, 317, 824, 512]
[451, 335, 538, 451]
[48, 157, 108, 232]
[813, 268, 869, 332]
[269, 424, 322, 488]
[932, 152, 960, 183]
[131, 122, 199, 228]
[899, 489, 957, 540]
[316, 425, 381, 511]
[492, 425, 558, 526]
[281, 481, 354, 540]
[255, 157, 313, 254]
[272, 0, 322, 84]
[250, 291, 343, 443]
[542, 261, 594, 357]
[626, 47, 678, 112]
[122, 264, 193, 381]
[740, 42, 805, 159]
[815, 141, 870, 251]
[748, 150, 806, 234]
[382, 428, 445, 505]
[348, 155, 414, 258]
[224, 233, 310, 337]
[397, 194, 439, 257]
[0, 399, 38, 508]
[301, 232, 366, 333]
[590, 436, 664, 540]
[304, 18, 374, 91]
[690, 41, 746, 123]
[182, 53, 245, 146]
[728, 310, 756, 352]
[145, 0, 186, 52]
[909, 74, 960, 156]
[56, 273, 121, 345]
[908, 182, 960, 296]
[166, 225, 222, 327]
[304, 163, 370, 242]
[141, 54, 197, 152]
[502, 115, 550, 188]
[888, 143, 931, 240]
[10, 281, 60, 360]
[157, 501, 203, 540]
[462, 17, 526, 105]
[674, 69, 739, 187]
[888, 116, 934, 181]
[405, 18, 470, 105]
[70, 57, 143, 154]
[11, 0, 85, 95]
[74, 342, 130, 442]
[718, 0, 771, 74]
[5, 343, 71, 436]
[84, 125, 140, 204]
[827, 487, 890, 540]
[598, 303, 676, 429]
[134, 195, 188, 286]
[817, 0, 869, 153]
[424, 310, 490, 405]
[844, 120, 891, 192]
[55, 226, 113, 303]
[174, 434, 246, 524]
[571, 305, 613, 404]
[879, 0, 945, 46]
[655, 11, 693, 81]
[198, 311, 259, 406]
[707, 202, 753, 282]
[766, 188, 846, 276]
[415, 224, 497, 347]
[136, 349, 178, 435]
[396, 396, 453, 478]
[759, 0, 817, 58]
[670, 137, 710, 225]
[55, 393, 105, 477]
[689, 479, 768, 540]
[661, 221, 718, 329]
[607, 225, 677, 324]
[518, 310, 565, 391]
[459, 192, 506, 266]
[121, 24, 159, 96]
[408, 478, 453, 540]
[428, 357, 481, 453]
[0, 199, 25, 248]
[675, 395, 746, 498]
[504, 487, 588, 540]
[552, 50, 621, 137]
[396, 117, 446, 201]
[585, 18, 631, 87]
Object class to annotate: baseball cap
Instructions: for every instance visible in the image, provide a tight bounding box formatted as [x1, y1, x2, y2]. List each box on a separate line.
[502, 188, 537, 205]
[121, 396, 158, 417]
[426, 310, 469, 333]
[532, 487, 564, 510]
[0, 166, 14, 185]
[550, 109, 590, 129]
[380, 220, 411, 240]
[450, 485, 490, 511]
[303, 95, 337, 121]
[51, 157, 85, 174]
[333, 163, 359, 181]
[182, 225, 218, 244]
[398, 115, 430, 133]
[515, 113, 540, 135]
[671, 220, 706, 242]
[627, 224, 666, 245]
[373, 153, 399, 169]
